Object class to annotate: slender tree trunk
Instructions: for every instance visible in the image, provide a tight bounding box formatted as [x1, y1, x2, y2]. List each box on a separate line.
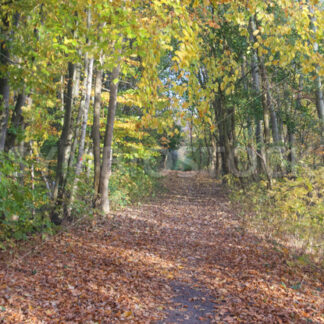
[266, 85, 280, 145]
[30, 162, 35, 217]
[260, 60, 285, 175]
[308, 1, 324, 134]
[75, 58, 93, 175]
[189, 113, 194, 158]
[214, 91, 233, 176]
[284, 80, 296, 174]
[97, 64, 120, 214]
[0, 16, 10, 152]
[67, 62, 82, 171]
[85, 146, 92, 179]
[60, 75, 65, 125]
[210, 133, 218, 178]
[0, 83, 10, 151]
[68, 58, 94, 210]
[212, 94, 227, 175]
[249, 17, 265, 174]
[242, 58, 256, 177]
[92, 21, 106, 200]
[198, 138, 202, 170]
[51, 62, 77, 224]
[93, 68, 103, 198]
[315, 76, 324, 133]
[216, 140, 221, 177]
[214, 101, 226, 175]
[5, 91, 26, 152]
[287, 125, 295, 171]
[260, 61, 271, 146]
[255, 119, 263, 174]
[242, 57, 253, 140]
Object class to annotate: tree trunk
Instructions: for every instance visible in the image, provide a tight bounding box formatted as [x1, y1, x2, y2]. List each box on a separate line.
[93, 68, 103, 198]
[75, 58, 93, 175]
[210, 133, 218, 178]
[214, 91, 233, 176]
[0, 16, 10, 152]
[285, 81, 296, 174]
[5, 91, 26, 152]
[51, 62, 77, 224]
[249, 17, 265, 174]
[308, 1, 324, 134]
[97, 64, 120, 214]
[287, 125, 295, 171]
[260, 61, 271, 145]
[315, 76, 324, 134]
[67, 62, 82, 171]
[242, 57, 256, 177]
[68, 58, 94, 211]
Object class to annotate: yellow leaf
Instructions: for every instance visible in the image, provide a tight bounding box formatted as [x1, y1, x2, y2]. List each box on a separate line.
[182, 102, 189, 109]
[225, 87, 232, 96]
[193, 0, 199, 7]
[253, 42, 259, 49]
[167, 273, 174, 279]
[123, 311, 132, 318]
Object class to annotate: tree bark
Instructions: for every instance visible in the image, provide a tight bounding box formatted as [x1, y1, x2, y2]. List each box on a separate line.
[249, 17, 265, 174]
[67, 62, 82, 171]
[308, 1, 324, 134]
[93, 68, 103, 198]
[5, 91, 26, 152]
[315, 76, 324, 133]
[51, 62, 77, 224]
[214, 90, 234, 176]
[287, 125, 295, 171]
[210, 133, 218, 177]
[0, 15, 10, 152]
[97, 64, 120, 214]
[260, 61, 271, 145]
[68, 58, 94, 211]
[75, 58, 93, 176]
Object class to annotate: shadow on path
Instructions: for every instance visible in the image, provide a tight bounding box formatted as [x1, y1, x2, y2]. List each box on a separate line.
[160, 281, 216, 324]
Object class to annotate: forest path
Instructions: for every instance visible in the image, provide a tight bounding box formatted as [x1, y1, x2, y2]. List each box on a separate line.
[0, 171, 323, 323]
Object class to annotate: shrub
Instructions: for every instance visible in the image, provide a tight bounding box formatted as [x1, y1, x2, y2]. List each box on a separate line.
[109, 161, 160, 209]
[0, 152, 51, 248]
[229, 166, 324, 260]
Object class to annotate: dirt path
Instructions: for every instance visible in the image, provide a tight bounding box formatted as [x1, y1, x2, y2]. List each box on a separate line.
[0, 171, 323, 323]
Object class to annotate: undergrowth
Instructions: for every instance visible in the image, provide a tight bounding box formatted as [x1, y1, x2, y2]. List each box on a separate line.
[0, 151, 163, 250]
[228, 166, 324, 265]
[109, 162, 163, 209]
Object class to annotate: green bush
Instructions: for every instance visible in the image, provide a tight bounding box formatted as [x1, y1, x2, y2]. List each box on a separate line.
[109, 163, 156, 209]
[109, 161, 160, 209]
[0, 152, 51, 249]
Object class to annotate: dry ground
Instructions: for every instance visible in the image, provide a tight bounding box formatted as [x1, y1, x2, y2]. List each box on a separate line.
[0, 171, 323, 323]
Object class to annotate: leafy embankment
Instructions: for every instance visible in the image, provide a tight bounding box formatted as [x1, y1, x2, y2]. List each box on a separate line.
[229, 166, 324, 263]
[0, 171, 323, 323]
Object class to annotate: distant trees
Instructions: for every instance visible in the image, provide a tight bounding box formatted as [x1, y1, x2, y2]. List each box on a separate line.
[181, 0, 323, 185]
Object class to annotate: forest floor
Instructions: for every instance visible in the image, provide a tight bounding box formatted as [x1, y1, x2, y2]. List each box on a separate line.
[0, 171, 323, 323]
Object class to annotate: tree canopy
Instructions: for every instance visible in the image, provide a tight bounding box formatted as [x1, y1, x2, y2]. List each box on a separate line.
[0, 0, 323, 245]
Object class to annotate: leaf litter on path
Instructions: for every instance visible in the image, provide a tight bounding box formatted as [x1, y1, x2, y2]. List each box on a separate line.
[0, 171, 323, 323]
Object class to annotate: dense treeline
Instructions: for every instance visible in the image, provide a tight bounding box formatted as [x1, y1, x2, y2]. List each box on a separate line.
[182, 1, 323, 182]
[0, 0, 323, 250]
